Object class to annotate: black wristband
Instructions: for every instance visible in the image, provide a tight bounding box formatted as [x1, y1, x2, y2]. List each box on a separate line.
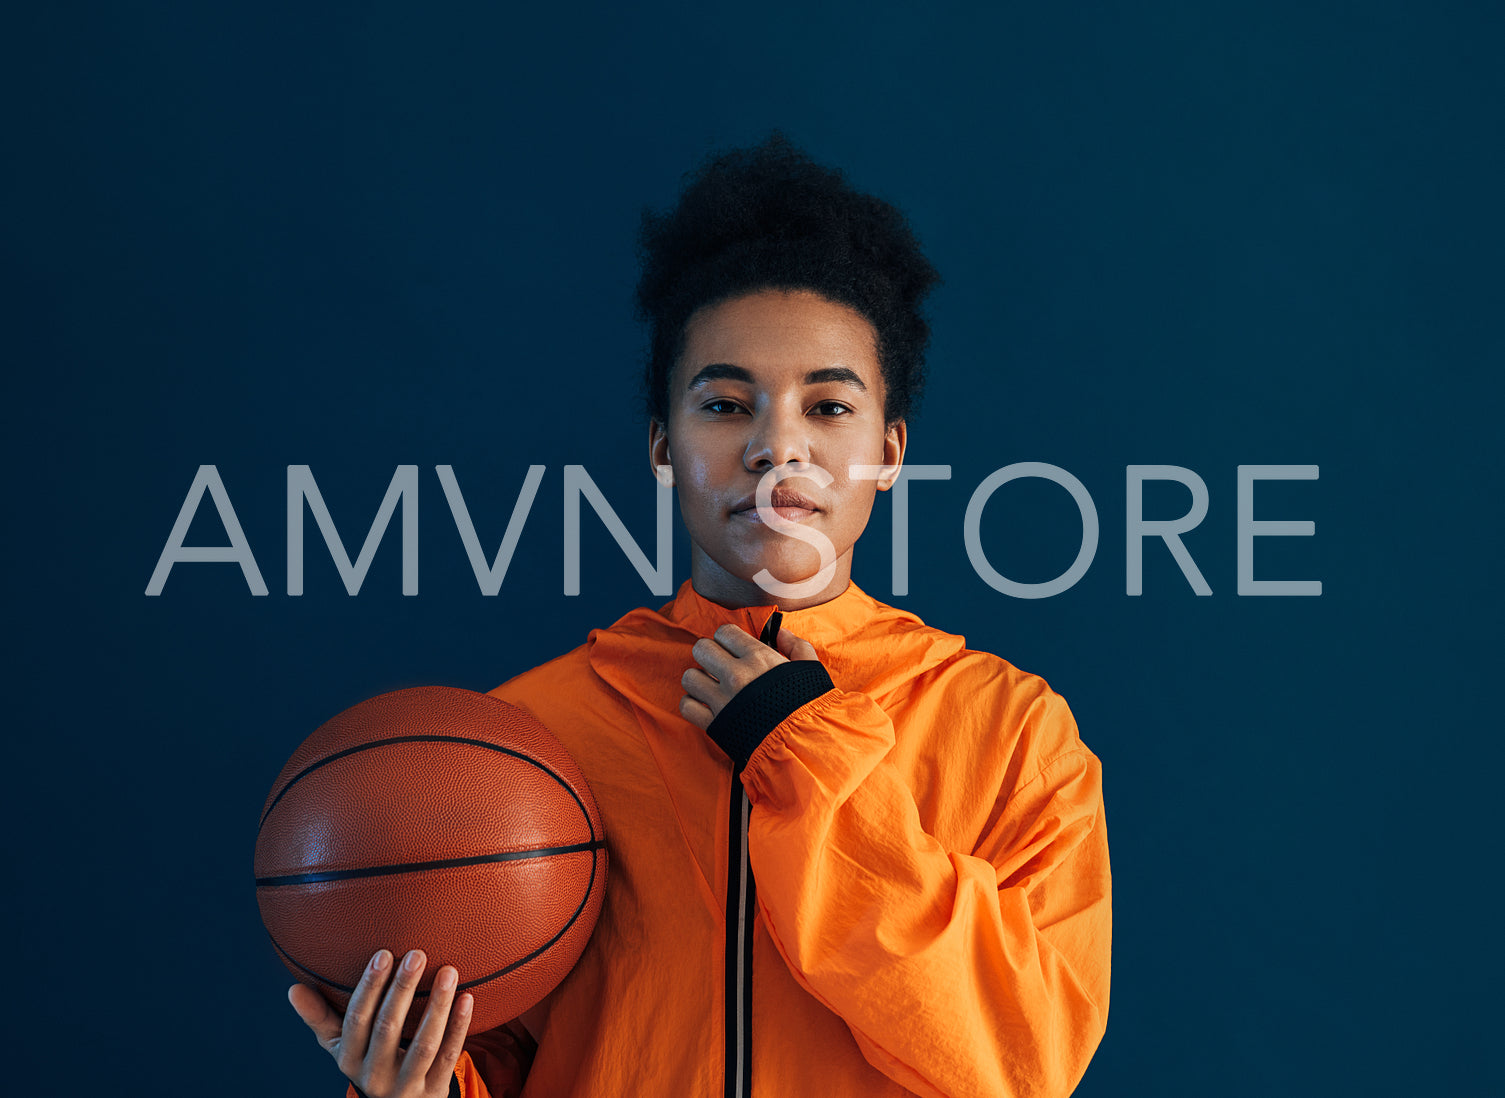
[707, 659, 835, 770]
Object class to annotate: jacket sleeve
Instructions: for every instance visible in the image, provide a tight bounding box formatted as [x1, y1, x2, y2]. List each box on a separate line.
[341, 1021, 535, 1098]
[736, 681, 1112, 1098]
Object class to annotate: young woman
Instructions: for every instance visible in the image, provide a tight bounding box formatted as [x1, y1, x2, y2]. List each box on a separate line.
[291, 134, 1112, 1098]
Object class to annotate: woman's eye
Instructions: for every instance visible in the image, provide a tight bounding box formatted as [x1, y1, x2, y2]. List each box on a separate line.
[813, 401, 852, 416]
[705, 399, 743, 414]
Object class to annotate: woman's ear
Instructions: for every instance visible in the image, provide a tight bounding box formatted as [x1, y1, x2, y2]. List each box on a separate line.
[648, 418, 675, 486]
[876, 419, 907, 491]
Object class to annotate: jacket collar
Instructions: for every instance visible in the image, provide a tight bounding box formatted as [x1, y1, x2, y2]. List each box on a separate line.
[662, 578, 884, 650]
[588, 577, 967, 704]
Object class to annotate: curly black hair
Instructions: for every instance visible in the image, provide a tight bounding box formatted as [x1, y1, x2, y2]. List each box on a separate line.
[636, 133, 941, 427]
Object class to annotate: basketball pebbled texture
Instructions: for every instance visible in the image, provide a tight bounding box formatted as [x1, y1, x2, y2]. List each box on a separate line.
[254, 686, 608, 1036]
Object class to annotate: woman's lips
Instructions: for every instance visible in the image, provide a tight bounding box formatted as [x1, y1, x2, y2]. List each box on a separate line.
[731, 487, 820, 522]
[733, 505, 817, 523]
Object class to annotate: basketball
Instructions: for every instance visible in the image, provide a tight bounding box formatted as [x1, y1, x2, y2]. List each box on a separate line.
[254, 686, 607, 1036]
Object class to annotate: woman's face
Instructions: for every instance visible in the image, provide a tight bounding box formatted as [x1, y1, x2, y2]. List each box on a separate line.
[648, 288, 906, 610]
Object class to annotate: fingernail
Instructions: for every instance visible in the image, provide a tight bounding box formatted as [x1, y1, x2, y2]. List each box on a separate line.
[435, 967, 456, 992]
[371, 950, 391, 972]
[457, 993, 473, 1014]
[404, 950, 424, 973]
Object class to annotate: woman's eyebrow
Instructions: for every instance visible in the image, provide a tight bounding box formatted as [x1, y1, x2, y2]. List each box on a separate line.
[804, 366, 867, 391]
[685, 363, 754, 390]
[685, 363, 868, 392]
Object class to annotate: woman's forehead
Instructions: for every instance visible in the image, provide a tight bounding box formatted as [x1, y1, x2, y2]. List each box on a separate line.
[675, 289, 880, 390]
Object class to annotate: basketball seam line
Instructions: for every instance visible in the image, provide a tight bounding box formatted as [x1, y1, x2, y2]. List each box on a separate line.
[257, 734, 597, 844]
[265, 842, 606, 996]
[255, 839, 608, 887]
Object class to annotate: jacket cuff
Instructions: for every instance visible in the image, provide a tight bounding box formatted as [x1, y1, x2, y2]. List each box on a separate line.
[349, 1075, 461, 1098]
[707, 659, 835, 769]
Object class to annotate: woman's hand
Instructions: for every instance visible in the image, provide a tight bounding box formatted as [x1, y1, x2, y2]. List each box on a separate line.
[679, 623, 819, 730]
[289, 949, 473, 1098]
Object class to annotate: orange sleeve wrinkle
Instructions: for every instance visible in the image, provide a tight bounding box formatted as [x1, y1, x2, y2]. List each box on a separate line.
[453, 1052, 495, 1098]
[741, 687, 1111, 1098]
[460, 1019, 535, 1098]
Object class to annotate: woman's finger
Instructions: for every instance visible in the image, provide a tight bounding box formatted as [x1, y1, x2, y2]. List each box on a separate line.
[711, 623, 762, 656]
[397, 964, 460, 1090]
[288, 983, 342, 1053]
[337, 949, 394, 1070]
[367, 949, 426, 1068]
[679, 693, 713, 731]
[427, 991, 475, 1093]
[776, 628, 818, 661]
[681, 666, 719, 706]
[689, 637, 730, 678]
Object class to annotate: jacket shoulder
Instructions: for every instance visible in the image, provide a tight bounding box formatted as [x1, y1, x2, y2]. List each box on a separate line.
[485, 638, 637, 750]
[488, 640, 595, 702]
[876, 617, 1090, 786]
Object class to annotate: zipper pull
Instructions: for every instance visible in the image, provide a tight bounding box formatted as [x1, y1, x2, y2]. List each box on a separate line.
[759, 610, 783, 649]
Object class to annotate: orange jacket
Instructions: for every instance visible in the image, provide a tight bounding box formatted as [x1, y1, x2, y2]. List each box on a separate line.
[350, 579, 1111, 1097]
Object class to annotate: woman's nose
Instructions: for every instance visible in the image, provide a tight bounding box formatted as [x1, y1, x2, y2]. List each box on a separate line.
[744, 409, 810, 471]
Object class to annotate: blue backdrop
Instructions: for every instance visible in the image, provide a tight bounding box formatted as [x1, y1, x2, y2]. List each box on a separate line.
[9, 3, 1501, 1095]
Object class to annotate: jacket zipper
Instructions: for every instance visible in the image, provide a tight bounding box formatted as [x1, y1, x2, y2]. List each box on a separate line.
[724, 610, 781, 1098]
